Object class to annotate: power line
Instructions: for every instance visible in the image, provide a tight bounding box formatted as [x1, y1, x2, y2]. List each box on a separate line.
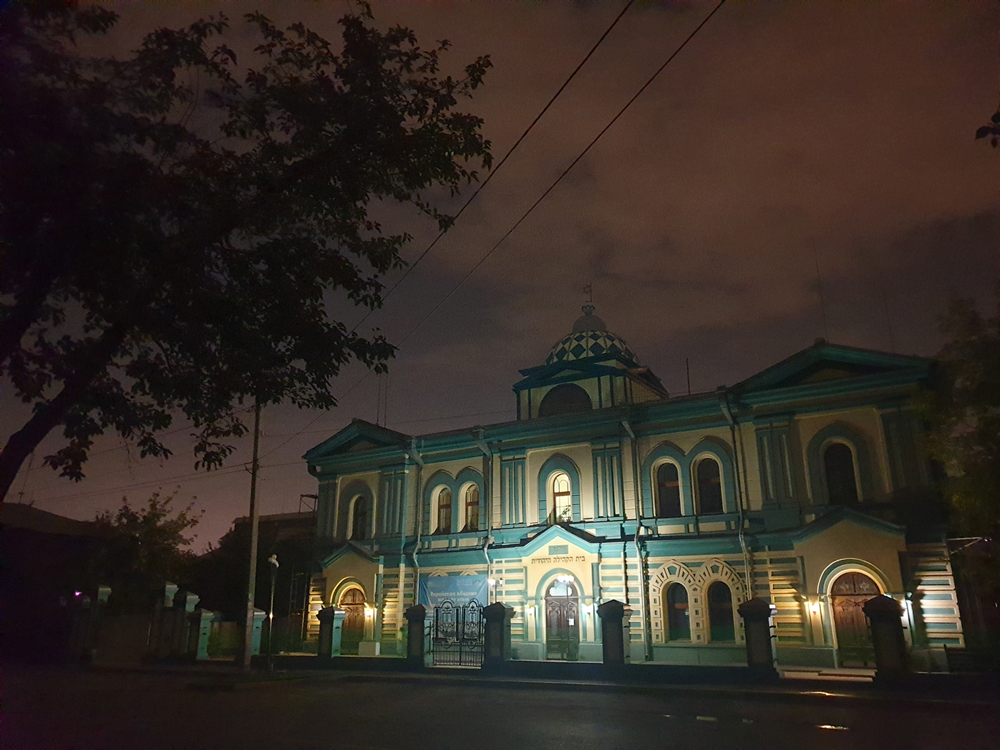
[37, 406, 518, 504]
[29, 2, 726, 500]
[260, 0, 725, 462]
[39, 457, 305, 505]
[255, 3, 640, 461]
[351, 0, 637, 334]
[394, 0, 728, 346]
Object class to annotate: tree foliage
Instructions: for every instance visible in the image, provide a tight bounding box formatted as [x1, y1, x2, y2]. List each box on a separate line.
[0, 1, 492, 501]
[974, 108, 1000, 150]
[93, 489, 202, 610]
[923, 294, 1000, 537]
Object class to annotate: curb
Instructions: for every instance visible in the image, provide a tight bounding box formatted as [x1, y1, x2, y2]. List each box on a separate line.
[177, 668, 1000, 708]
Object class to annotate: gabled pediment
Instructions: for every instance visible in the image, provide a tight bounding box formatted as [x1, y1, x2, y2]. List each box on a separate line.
[513, 358, 621, 391]
[792, 506, 905, 542]
[319, 541, 378, 569]
[736, 342, 931, 394]
[304, 419, 410, 461]
[520, 523, 603, 556]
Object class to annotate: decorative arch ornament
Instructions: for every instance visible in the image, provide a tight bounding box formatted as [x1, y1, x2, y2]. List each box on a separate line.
[423, 467, 485, 534]
[537, 454, 582, 523]
[817, 558, 891, 597]
[696, 558, 746, 644]
[639, 438, 737, 517]
[330, 577, 368, 607]
[648, 558, 745, 644]
[806, 422, 876, 504]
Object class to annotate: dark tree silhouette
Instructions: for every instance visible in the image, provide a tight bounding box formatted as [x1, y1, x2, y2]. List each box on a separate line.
[93, 490, 202, 611]
[0, 2, 492, 501]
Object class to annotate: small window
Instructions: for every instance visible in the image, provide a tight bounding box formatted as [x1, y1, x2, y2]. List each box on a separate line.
[465, 485, 480, 532]
[552, 472, 572, 523]
[707, 581, 735, 642]
[696, 458, 723, 515]
[351, 496, 368, 541]
[824, 443, 859, 505]
[437, 488, 453, 534]
[656, 463, 682, 518]
[666, 583, 690, 641]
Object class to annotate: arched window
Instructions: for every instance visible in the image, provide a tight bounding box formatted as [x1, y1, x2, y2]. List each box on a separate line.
[824, 443, 859, 505]
[665, 583, 690, 641]
[707, 581, 735, 642]
[696, 458, 723, 515]
[656, 463, 682, 518]
[538, 383, 592, 417]
[464, 485, 480, 532]
[552, 472, 572, 523]
[436, 488, 453, 534]
[351, 496, 368, 541]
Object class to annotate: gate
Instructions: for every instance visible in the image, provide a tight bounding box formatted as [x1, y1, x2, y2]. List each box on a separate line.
[430, 600, 484, 667]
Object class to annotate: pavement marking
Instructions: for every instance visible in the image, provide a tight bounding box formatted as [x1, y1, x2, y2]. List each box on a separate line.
[695, 716, 718, 722]
[742, 719, 754, 724]
[817, 724, 850, 731]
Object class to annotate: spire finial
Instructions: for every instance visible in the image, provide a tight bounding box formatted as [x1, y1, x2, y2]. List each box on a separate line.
[582, 283, 594, 316]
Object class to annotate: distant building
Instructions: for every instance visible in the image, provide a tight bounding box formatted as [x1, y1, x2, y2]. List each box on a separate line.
[232, 510, 317, 546]
[1, 504, 104, 662]
[303, 305, 961, 669]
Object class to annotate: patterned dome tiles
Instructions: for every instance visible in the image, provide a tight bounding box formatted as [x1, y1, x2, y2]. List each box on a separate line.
[546, 330, 637, 365]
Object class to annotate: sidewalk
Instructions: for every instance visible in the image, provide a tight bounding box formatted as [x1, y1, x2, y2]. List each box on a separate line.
[84, 657, 999, 708]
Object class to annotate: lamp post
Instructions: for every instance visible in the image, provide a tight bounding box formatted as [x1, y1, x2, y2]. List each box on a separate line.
[266, 554, 279, 671]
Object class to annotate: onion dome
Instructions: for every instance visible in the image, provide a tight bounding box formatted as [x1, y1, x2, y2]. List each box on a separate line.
[546, 304, 638, 365]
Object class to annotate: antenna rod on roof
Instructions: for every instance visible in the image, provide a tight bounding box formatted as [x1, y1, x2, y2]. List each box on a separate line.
[812, 237, 830, 341]
[876, 265, 897, 353]
[686, 358, 691, 395]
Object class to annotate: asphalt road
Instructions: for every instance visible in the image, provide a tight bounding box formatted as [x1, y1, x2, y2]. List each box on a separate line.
[4, 668, 998, 750]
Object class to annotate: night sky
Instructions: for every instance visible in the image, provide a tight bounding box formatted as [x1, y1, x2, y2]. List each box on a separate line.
[4, 1, 997, 551]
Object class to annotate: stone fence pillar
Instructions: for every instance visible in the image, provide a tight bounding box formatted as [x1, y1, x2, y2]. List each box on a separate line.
[737, 598, 778, 679]
[317, 607, 346, 658]
[404, 604, 427, 668]
[863, 595, 909, 682]
[187, 608, 215, 660]
[482, 603, 513, 669]
[597, 600, 627, 667]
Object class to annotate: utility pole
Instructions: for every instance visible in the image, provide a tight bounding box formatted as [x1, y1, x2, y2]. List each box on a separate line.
[242, 399, 262, 671]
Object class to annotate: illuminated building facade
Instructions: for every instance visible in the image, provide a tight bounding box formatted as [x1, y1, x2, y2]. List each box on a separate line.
[303, 305, 962, 668]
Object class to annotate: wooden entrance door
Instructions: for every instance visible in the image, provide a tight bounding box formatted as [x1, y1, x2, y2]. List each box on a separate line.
[831, 572, 879, 667]
[545, 580, 580, 660]
[339, 588, 366, 655]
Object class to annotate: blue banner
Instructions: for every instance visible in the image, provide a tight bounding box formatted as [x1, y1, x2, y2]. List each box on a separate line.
[418, 574, 489, 609]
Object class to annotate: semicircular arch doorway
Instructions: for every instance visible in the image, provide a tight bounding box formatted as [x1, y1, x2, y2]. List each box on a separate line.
[831, 571, 880, 667]
[338, 587, 366, 655]
[545, 578, 580, 661]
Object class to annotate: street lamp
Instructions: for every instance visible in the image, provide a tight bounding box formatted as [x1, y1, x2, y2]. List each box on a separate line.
[266, 554, 279, 671]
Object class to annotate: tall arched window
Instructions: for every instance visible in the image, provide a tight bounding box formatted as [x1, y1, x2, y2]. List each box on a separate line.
[552, 472, 572, 523]
[656, 463, 682, 518]
[351, 496, 368, 541]
[436, 488, 453, 534]
[464, 485, 480, 532]
[696, 458, 723, 515]
[707, 581, 735, 642]
[824, 443, 859, 505]
[666, 583, 690, 641]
